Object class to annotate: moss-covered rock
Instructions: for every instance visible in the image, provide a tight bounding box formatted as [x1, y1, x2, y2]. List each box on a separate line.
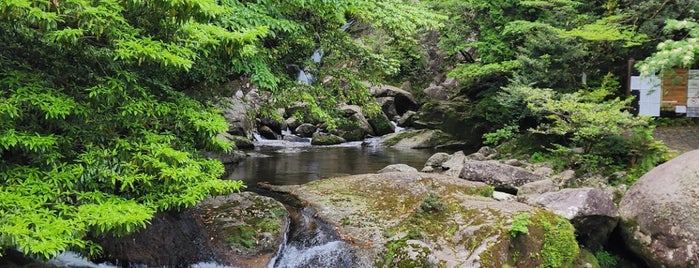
[311, 132, 347, 145]
[270, 172, 580, 267]
[93, 192, 289, 268]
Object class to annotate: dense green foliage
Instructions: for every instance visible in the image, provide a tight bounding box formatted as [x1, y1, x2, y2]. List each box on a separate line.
[0, 0, 442, 260]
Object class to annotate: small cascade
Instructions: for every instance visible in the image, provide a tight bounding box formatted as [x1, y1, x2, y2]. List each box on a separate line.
[297, 21, 353, 85]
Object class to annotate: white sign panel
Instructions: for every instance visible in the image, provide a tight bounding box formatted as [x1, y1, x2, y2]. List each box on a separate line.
[688, 70, 699, 108]
[631, 76, 661, 116]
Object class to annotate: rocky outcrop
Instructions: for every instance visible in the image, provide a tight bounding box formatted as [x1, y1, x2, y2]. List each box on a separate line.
[311, 132, 346, 145]
[269, 172, 581, 268]
[381, 129, 456, 149]
[533, 188, 619, 249]
[619, 150, 699, 267]
[459, 160, 546, 194]
[220, 96, 255, 140]
[258, 125, 278, 140]
[367, 112, 395, 136]
[93, 192, 289, 268]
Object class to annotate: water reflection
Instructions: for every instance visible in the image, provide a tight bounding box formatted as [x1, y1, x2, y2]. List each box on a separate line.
[225, 142, 441, 186]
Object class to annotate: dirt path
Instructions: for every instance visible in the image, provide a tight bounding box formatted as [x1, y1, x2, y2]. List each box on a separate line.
[653, 126, 699, 154]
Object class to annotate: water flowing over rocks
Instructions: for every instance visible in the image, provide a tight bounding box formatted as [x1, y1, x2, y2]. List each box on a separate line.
[533, 188, 619, 249]
[268, 172, 582, 267]
[92, 192, 289, 268]
[619, 150, 699, 267]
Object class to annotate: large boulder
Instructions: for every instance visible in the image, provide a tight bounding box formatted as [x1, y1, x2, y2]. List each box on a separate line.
[533, 188, 619, 249]
[619, 150, 699, 267]
[93, 192, 289, 268]
[220, 97, 255, 139]
[516, 179, 559, 204]
[381, 129, 456, 149]
[269, 173, 581, 268]
[257, 125, 278, 140]
[337, 105, 375, 141]
[369, 84, 419, 115]
[459, 160, 546, 194]
[377, 97, 398, 120]
[294, 123, 317, 138]
[367, 112, 395, 136]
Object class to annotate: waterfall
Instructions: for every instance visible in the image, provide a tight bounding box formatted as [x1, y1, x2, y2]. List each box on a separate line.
[297, 21, 353, 85]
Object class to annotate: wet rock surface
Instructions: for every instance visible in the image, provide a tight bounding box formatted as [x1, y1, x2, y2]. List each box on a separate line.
[93, 192, 289, 268]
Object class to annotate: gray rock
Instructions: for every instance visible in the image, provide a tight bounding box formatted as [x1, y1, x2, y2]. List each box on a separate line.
[619, 150, 699, 267]
[441, 151, 467, 177]
[368, 112, 395, 136]
[311, 132, 346, 145]
[466, 152, 486, 161]
[369, 84, 419, 115]
[423, 84, 448, 100]
[397, 110, 416, 128]
[337, 105, 375, 141]
[285, 117, 302, 131]
[294, 123, 317, 138]
[503, 159, 524, 167]
[476, 146, 497, 158]
[377, 97, 398, 120]
[459, 160, 546, 194]
[220, 97, 254, 139]
[377, 164, 418, 173]
[556, 170, 576, 187]
[516, 179, 559, 204]
[382, 129, 455, 149]
[533, 188, 619, 249]
[533, 166, 554, 178]
[493, 191, 516, 202]
[257, 125, 278, 140]
[424, 152, 451, 169]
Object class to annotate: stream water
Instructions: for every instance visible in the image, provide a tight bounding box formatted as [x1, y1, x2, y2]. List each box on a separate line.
[32, 134, 443, 268]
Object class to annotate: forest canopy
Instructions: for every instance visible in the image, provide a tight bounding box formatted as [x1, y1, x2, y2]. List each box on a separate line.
[0, 0, 440, 259]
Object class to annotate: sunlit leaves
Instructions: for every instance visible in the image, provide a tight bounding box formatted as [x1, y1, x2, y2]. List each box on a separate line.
[638, 19, 699, 76]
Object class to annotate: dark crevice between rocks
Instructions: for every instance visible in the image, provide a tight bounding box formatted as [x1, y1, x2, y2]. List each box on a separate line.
[597, 224, 649, 268]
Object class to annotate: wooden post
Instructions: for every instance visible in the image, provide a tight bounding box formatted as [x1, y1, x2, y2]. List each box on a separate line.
[627, 58, 635, 96]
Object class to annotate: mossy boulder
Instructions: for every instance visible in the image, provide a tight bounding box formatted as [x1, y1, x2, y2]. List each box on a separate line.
[93, 192, 289, 268]
[270, 172, 580, 267]
[311, 132, 347, 145]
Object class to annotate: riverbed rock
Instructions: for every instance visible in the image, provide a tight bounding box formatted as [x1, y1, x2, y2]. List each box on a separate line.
[93, 192, 289, 268]
[367, 112, 395, 136]
[422, 152, 451, 172]
[378, 164, 418, 173]
[459, 160, 546, 194]
[533, 188, 619, 249]
[381, 129, 455, 149]
[619, 150, 699, 267]
[337, 105, 375, 141]
[294, 123, 317, 138]
[220, 97, 255, 139]
[397, 110, 416, 128]
[377, 97, 398, 120]
[258, 125, 278, 140]
[269, 172, 581, 268]
[311, 132, 346, 145]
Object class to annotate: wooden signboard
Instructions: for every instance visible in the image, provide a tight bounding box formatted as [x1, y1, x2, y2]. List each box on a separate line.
[661, 68, 688, 107]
